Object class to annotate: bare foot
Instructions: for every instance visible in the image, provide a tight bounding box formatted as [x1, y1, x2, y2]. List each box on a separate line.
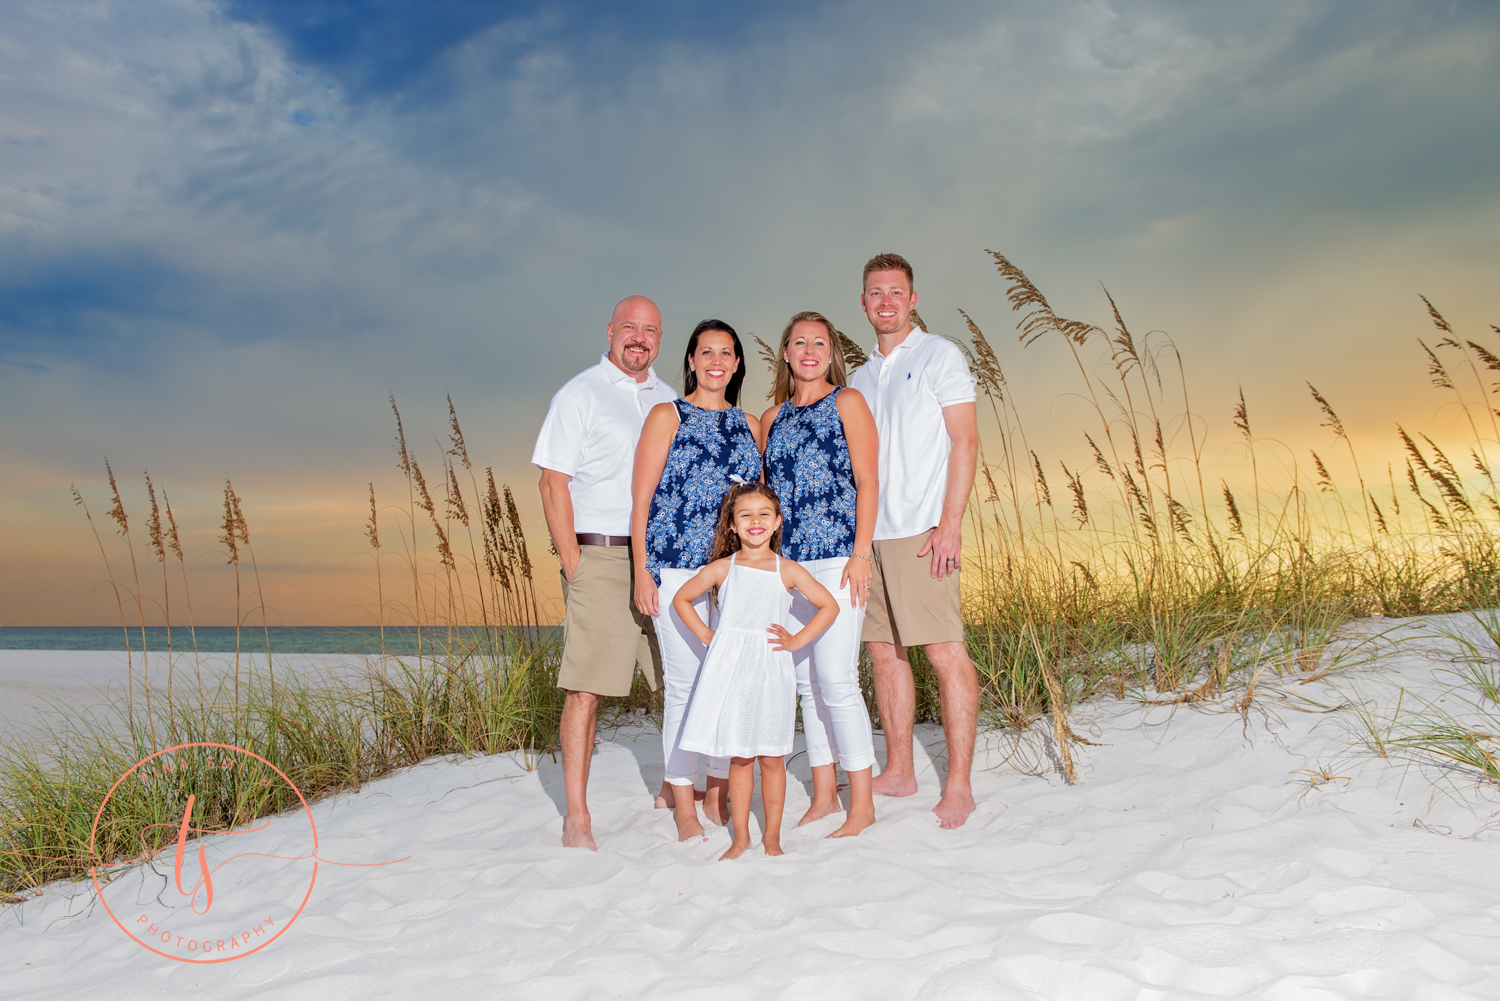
[655, 781, 674, 810]
[933, 786, 976, 829]
[562, 815, 597, 850]
[703, 785, 729, 826]
[675, 812, 705, 842]
[871, 770, 918, 797]
[763, 836, 784, 857]
[796, 797, 844, 827]
[719, 836, 751, 861]
[827, 809, 875, 839]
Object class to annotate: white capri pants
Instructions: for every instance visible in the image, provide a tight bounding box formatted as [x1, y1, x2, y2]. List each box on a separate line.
[655, 567, 730, 786]
[790, 557, 876, 772]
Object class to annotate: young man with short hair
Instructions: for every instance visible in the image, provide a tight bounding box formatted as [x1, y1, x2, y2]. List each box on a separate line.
[849, 254, 981, 829]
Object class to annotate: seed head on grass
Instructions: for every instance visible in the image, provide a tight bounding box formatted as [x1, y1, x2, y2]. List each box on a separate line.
[753, 335, 779, 397]
[836, 330, 867, 369]
[1061, 463, 1088, 527]
[446, 394, 472, 471]
[987, 250, 1099, 347]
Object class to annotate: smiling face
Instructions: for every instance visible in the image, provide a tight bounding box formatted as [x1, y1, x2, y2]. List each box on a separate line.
[783, 319, 834, 386]
[688, 329, 740, 393]
[860, 268, 917, 338]
[605, 295, 663, 379]
[732, 494, 782, 551]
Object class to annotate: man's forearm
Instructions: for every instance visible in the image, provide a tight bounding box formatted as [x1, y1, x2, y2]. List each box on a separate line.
[939, 435, 978, 530]
[538, 472, 581, 576]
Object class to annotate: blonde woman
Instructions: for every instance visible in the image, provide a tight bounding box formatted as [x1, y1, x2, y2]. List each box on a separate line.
[758, 311, 879, 838]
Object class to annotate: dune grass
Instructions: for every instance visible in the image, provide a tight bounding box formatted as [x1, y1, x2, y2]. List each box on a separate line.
[941, 256, 1500, 755]
[5, 250, 1500, 895]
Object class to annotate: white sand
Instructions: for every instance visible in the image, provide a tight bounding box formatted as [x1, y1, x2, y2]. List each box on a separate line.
[3, 620, 1500, 999]
[0, 651, 375, 737]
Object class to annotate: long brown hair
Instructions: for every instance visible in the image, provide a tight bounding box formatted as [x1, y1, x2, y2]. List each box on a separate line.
[771, 311, 847, 405]
[708, 482, 783, 562]
[682, 318, 747, 405]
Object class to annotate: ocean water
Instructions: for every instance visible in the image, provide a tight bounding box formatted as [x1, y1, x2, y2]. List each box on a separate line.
[0, 626, 555, 655]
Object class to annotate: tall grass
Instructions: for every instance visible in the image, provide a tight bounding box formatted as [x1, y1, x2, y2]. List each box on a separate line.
[939, 254, 1500, 745]
[0, 397, 577, 895]
[4, 250, 1498, 894]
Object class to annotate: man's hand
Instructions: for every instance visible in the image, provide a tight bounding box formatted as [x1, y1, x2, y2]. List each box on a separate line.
[917, 523, 962, 579]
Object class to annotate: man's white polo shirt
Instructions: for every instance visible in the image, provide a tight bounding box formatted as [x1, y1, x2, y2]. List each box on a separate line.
[849, 327, 976, 541]
[532, 354, 679, 536]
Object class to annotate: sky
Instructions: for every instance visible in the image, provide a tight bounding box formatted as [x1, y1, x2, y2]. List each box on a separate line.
[2, 0, 1498, 625]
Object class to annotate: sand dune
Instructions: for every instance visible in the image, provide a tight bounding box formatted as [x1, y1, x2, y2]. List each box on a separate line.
[3, 631, 1500, 999]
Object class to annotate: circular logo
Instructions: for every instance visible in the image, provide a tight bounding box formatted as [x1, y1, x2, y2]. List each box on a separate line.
[90, 742, 319, 963]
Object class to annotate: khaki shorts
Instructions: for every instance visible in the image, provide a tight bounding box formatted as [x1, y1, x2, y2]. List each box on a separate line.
[557, 546, 662, 697]
[861, 529, 964, 647]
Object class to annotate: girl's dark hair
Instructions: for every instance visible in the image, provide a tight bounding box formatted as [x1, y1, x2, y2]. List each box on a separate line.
[682, 319, 747, 406]
[708, 482, 783, 562]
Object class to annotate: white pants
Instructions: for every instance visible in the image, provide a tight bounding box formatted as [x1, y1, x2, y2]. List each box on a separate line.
[655, 567, 730, 786]
[790, 557, 876, 771]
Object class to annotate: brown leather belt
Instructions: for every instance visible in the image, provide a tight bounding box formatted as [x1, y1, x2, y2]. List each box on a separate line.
[576, 533, 631, 547]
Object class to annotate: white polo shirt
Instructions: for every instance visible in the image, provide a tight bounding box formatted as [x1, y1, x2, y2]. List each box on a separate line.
[532, 354, 679, 535]
[849, 327, 977, 540]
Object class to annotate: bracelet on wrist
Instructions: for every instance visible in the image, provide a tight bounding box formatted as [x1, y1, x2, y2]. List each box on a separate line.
[850, 552, 873, 564]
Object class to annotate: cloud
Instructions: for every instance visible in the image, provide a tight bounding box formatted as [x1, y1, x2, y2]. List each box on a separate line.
[2, 0, 1499, 622]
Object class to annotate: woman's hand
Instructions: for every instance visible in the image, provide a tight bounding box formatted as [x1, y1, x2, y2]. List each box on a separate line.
[768, 623, 801, 652]
[634, 573, 661, 618]
[840, 554, 874, 609]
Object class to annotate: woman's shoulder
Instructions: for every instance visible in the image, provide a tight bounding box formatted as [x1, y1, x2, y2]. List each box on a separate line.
[640, 399, 683, 439]
[759, 401, 784, 430]
[834, 386, 867, 410]
[647, 399, 684, 420]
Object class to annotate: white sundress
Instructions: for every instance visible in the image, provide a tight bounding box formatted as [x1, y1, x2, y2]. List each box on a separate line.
[677, 553, 797, 758]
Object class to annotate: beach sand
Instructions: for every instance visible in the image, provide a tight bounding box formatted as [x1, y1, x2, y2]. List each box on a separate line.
[3, 624, 1500, 999]
[0, 650, 373, 738]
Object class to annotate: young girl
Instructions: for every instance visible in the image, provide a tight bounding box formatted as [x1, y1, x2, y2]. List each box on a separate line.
[673, 482, 841, 860]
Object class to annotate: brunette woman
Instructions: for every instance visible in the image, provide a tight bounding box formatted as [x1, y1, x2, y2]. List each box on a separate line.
[631, 319, 762, 842]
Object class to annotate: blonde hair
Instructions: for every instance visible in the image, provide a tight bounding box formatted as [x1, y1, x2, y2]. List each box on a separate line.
[770, 311, 847, 405]
[862, 252, 914, 289]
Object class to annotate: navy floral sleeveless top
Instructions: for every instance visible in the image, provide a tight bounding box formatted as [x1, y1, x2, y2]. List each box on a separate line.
[646, 400, 762, 584]
[765, 388, 857, 561]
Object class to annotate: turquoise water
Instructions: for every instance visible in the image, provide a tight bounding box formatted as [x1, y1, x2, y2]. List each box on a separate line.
[0, 626, 555, 654]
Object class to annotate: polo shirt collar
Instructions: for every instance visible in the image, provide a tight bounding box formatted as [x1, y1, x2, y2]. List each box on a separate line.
[870, 326, 928, 362]
[597, 352, 661, 389]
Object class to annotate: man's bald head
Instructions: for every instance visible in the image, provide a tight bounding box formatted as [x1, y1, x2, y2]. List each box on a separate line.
[606, 295, 664, 381]
[611, 295, 661, 327]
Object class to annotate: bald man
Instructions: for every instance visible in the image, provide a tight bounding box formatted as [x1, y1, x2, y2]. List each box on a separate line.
[534, 296, 679, 850]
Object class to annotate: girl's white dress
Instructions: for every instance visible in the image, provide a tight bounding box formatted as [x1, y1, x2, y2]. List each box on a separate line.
[678, 553, 797, 758]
